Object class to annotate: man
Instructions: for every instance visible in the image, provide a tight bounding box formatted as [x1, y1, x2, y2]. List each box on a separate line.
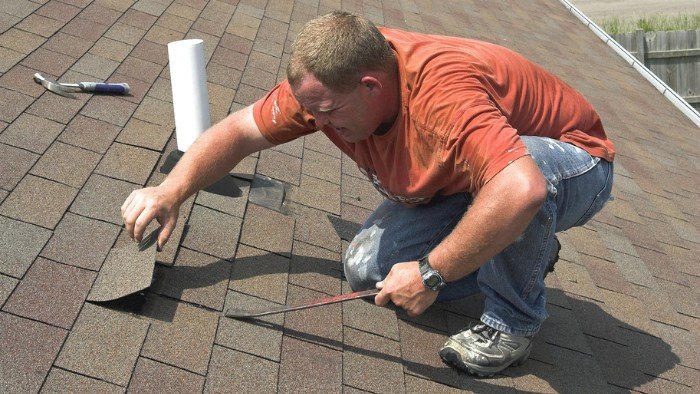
[121, 11, 614, 376]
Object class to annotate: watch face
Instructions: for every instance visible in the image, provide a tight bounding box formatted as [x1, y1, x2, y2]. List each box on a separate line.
[425, 274, 441, 288]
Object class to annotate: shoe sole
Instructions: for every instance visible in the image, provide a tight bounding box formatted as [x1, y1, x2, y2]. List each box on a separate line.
[439, 347, 531, 377]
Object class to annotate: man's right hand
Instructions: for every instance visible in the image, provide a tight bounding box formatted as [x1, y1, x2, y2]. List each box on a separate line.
[121, 186, 181, 249]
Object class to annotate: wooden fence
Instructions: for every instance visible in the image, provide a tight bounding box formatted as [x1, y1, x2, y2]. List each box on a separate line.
[612, 29, 699, 111]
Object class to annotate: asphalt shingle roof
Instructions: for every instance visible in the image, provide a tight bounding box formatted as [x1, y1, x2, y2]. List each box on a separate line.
[0, 0, 698, 392]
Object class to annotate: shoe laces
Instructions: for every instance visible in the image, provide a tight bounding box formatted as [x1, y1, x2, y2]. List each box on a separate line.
[473, 323, 500, 344]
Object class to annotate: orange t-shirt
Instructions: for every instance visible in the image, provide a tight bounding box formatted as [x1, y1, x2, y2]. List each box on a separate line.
[253, 28, 615, 205]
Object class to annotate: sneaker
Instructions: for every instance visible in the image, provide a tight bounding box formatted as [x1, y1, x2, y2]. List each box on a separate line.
[544, 236, 561, 279]
[438, 323, 532, 377]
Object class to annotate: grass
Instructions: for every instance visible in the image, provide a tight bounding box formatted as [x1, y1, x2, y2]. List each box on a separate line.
[598, 12, 700, 34]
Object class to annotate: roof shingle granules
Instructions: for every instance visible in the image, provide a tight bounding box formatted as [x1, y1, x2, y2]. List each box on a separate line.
[0, 0, 697, 392]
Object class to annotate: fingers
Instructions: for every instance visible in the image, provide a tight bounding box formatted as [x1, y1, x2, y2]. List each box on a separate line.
[157, 213, 179, 249]
[374, 283, 390, 306]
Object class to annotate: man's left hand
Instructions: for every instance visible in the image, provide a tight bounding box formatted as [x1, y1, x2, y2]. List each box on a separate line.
[374, 261, 439, 316]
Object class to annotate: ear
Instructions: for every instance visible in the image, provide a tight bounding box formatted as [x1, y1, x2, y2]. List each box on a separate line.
[360, 75, 383, 96]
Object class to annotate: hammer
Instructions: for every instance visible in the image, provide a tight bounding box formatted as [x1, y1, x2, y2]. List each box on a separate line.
[33, 72, 131, 98]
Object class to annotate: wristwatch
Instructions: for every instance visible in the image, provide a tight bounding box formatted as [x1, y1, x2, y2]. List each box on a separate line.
[418, 254, 446, 291]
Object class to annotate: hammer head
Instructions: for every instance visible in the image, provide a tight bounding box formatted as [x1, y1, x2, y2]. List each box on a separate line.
[33, 73, 76, 99]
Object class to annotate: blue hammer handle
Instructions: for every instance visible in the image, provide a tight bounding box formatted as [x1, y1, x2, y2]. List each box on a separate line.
[78, 82, 131, 95]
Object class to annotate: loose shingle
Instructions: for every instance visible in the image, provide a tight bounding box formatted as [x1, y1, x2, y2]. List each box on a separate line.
[289, 241, 342, 296]
[70, 174, 138, 225]
[342, 282, 400, 341]
[205, 345, 279, 393]
[30, 141, 101, 188]
[3, 258, 95, 329]
[293, 205, 342, 252]
[289, 175, 342, 215]
[0, 175, 78, 229]
[140, 295, 218, 375]
[343, 327, 405, 393]
[128, 358, 205, 393]
[55, 303, 149, 386]
[284, 284, 343, 350]
[0, 313, 67, 394]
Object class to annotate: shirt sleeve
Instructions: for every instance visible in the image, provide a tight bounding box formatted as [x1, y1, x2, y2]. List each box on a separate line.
[252, 80, 318, 145]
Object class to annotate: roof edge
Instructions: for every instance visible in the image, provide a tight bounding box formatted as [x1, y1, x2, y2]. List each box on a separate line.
[558, 0, 700, 127]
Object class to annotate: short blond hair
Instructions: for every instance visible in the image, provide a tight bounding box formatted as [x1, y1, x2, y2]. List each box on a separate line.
[287, 11, 396, 93]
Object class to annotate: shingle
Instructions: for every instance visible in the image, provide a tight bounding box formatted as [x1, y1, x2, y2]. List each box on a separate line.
[216, 291, 284, 361]
[144, 24, 185, 45]
[156, 12, 194, 33]
[78, 3, 122, 25]
[0, 313, 67, 394]
[62, 17, 110, 42]
[30, 142, 101, 188]
[71, 52, 121, 80]
[0, 113, 64, 154]
[0, 216, 52, 278]
[0, 28, 44, 54]
[229, 244, 289, 304]
[140, 295, 218, 375]
[95, 143, 160, 185]
[404, 375, 463, 393]
[118, 8, 158, 30]
[41, 31, 92, 58]
[70, 174, 138, 225]
[0, 143, 38, 190]
[207, 82, 236, 123]
[278, 336, 342, 393]
[302, 148, 342, 184]
[342, 153, 365, 179]
[145, 76, 172, 102]
[343, 327, 405, 393]
[284, 284, 343, 350]
[115, 56, 164, 84]
[41, 212, 120, 271]
[104, 21, 147, 45]
[398, 319, 460, 387]
[256, 149, 302, 185]
[195, 176, 250, 218]
[115, 118, 170, 151]
[240, 203, 295, 257]
[20, 47, 75, 76]
[293, 205, 342, 252]
[0, 47, 25, 74]
[305, 132, 341, 158]
[133, 96, 174, 128]
[128, 357, 205, 393]
[25, 87, 90, 125]
[341, 174, 383, 212]
[3, 258, 95, 329]
[132, 0, 169, 17]
[289, 241, 342, 295]
[234, 83, 267, 106]
[211, 45, 248, 71]
[0, 175, 77, 229]
[231, 154, 258, 179]
[167, 2, 200, 20]
[152, 247, 230, 311]
[0, 64, 48, 98]
[289, 175, 342, 215]
[0, 274, 18, 307]
[41, 368, 124, 394]
[342, 281, 401, 341]
[0, 87, 33, 123]
[80, 95, 138, 127]
[36, 1, 81, 22]
[181, 204, 242, 260]
[192, 17, 227, 37]
[219, 33, 253, 54]
[16, 13, 64, 38]
[55, 303, 149, 386]
[59, 114, 121, 153]
[130, 39, 168, 65]
[205, 345, 280, 393]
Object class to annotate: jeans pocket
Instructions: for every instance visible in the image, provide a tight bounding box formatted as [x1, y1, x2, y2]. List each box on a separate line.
[574, 162, 614, 227]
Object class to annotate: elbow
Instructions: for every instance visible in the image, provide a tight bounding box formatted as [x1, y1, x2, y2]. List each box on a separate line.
[522, 171, 548, 213]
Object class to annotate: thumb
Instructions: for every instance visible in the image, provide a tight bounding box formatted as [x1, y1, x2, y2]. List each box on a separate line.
[157, 216, 177, 250]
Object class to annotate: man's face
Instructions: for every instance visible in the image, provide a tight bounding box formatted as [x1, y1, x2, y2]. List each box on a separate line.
[292, 75, 385, 143]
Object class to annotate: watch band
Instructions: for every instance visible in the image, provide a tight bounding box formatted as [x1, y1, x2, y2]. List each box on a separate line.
[418, 254, 446, 291]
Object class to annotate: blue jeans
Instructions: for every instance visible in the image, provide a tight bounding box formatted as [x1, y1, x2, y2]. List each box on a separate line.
[343, 136, 613, 336]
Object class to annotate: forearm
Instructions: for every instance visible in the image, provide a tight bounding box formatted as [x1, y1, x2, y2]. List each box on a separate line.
[160, 105, 272, 203]
[428, 156, 547, 281]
